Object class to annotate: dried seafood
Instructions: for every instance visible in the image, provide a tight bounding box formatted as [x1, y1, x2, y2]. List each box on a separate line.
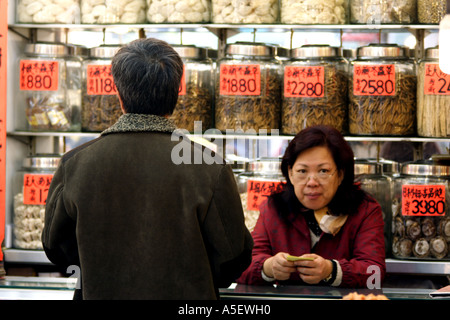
[438, 217, 450, 242]
[350, 0, 416, 24]
[417, 0, 446, 23]
[282, 67, 348, 134]
[413, 238, 430, 258]
[395, 237, 413, 257]
[430, 236, 448, 259]
[82, 94, 122, 132]
[421, 217, 437, 239]
[406, 220, 421, 241]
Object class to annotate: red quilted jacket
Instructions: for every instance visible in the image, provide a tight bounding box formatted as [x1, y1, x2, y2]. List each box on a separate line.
[237, 194, 386, 288]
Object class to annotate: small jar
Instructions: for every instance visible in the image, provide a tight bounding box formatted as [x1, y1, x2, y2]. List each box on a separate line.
[169, 45, 213, 133]
[392, 161, 450, 260]
[350, 0, 417, 24]
[349, 44, 416, 136]
[236, 158, 284, 232]
[17, 42, 81, 132]
[13, 154, 61, 250]
[81, 45, 122, 132]
[211, 0, 278, 23]
[81, 0, 146, 23]
[281, 0, 348, 24]
[16, 0, 81, 23]
[282, 45, 349, 135]
[417, 46, 450, 137]
[215, 42, 282, 132]
[418, 0, 446, 24]
[146, 0, 210, 23]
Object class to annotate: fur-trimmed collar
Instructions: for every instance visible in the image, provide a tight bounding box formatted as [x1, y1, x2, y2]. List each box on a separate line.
[101, 113, 176, 136]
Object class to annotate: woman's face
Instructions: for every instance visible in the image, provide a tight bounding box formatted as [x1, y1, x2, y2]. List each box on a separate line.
[288, 146, 344, 211]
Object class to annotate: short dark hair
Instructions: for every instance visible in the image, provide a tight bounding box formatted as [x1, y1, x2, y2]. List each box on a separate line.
[275, 125, 365, 216]
[111, 38, 184, 115]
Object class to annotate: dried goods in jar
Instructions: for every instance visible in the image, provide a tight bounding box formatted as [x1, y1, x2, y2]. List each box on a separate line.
[212, 0, 278, 23]
[350, 0, 416, 24]
[81, 0, 146, 23]
[17, 0, 81, 23]
[430, 236, 448, 259]
[82, 94, 122, 131]
[13, 193, 45, 250]
[418, 0, 446, 23]
[26, 96, 71, 131]
[406, 220, 421, 241]
[281, 0, 348, 24]
[421, 217, 437, 239]
[147, 0, 210, 23]
[412, 238, 430, 258]
[438, 217, 450, 241]
[239, 192, 260, 232]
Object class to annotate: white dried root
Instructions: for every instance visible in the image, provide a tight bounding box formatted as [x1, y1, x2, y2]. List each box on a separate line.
[81, 0, 146, 23]
[281, 0, 347, 24]
[146, 0, 210, 23]
[17, 0, 81, 23]
[212, 0, 278, 23]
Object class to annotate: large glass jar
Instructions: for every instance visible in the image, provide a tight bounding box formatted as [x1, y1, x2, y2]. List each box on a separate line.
[354, 159, 392, 256]
[146, 0, 210, 23]
[418, 0, 446, 23]
[349, 44, 416, 136]
[282, 45, 349, 135]
[392, 161, 450, 261]
[281, 0, 348, 24]
[13, 154, 61, 250]
[81, 45, 122, 132]
[211, 0, 278, 23]
[169, 45, 213, 133]
[350, 0, 417, 24]
[17, 42, 81, 132]
[215, 42, 282, 132]
[417, 46, 450, 137]
[16, 0, 81, 23]
[81, 0, 146, 23]
[236, 158, 284, 232]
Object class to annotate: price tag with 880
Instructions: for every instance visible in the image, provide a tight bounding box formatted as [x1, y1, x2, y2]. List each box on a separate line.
[284, 66, 324, 98]
[87, 64, 117, 95]
[20, 60, 59, 91]
[401, 184, 446, 216]
[423, 63, 450, 95]
[353, 64, 396, 96]
[219, 64, 261, 96]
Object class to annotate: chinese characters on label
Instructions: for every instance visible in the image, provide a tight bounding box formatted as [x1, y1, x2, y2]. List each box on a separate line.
[423, 63, 450, 95]
[220, 64, 261, 96]
[20, 60, 59, 91]
[401, 185, 446, 216]
[23, 174, 54, 205]
[87, 64, 117, 95]
[284, 66, 325, 98]
[353, 64, 396, 96]
[247, 179, 283, 211]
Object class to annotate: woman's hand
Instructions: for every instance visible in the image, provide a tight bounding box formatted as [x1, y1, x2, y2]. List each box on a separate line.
[262, 252, 297, 281]
[293, 253, 333, 284]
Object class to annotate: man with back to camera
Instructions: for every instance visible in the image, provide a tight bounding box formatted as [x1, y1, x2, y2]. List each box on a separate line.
[42, 38, 253, 300]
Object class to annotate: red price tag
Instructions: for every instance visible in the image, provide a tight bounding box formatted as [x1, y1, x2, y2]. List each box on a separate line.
[284, 66, 324, 98]
[219, 64, 261, 96]
[19, 60, 59, 91]
[23, 174, 54, 205]
[87, 64, 117, 95]
[401, 184, 446, 216]
[247, 179, 283, 211]
[423, 63, 450, 95]
[178, 65, 186, 96]
[353, 64, 396, 96]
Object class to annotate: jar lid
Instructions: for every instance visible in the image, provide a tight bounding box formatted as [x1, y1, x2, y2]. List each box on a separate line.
[226, 42, 275, 57]
[401, 160, 450, 177]
[355, 158, 399, 175]
[425, 46, 439, 59]
[24, 42, 68, 56]
[172, 45, 207, 59]
[23, 154, 61, 169]
[354, 161, 381, 175]
[67, 44, 89, 58]
[245, 157, 282, 175]
[89, 45, 122, 58]
[273, 45, 290, 59]
[291, 44, 342, 58]
[357, 44, 408, 59]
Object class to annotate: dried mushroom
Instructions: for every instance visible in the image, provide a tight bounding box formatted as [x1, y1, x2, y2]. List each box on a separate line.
[413, 238, 430, 258]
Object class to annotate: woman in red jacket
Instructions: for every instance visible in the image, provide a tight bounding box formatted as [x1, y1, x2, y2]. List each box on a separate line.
[237, 125, 386, 288]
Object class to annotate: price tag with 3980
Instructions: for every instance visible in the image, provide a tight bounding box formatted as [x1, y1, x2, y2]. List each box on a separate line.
[401, 184, 446, 216]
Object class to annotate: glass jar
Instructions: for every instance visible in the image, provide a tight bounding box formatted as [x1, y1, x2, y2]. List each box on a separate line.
[350, 0, 417, 24]
[215, 42, 282, 132]
[81, 45, 122, 132]
[349, 44, 416, 136]
[169, 45, 213, 133]
[17, 42, 82, 132]
[81, 0, 146, 23]
[417, 46, 450, 137]
[354, 159, 393, 256]
[16, 0, 81, 23]
[13, 154, 61, 250]
[418, 0, 446, 23]
[236, 158, 284, 232]
[281, 0, 348, 24]
[392, 161, 450, 260]
[282, 45, 349, 135]
[146, 0, 210, 23]
[211, 0, 278, 23]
